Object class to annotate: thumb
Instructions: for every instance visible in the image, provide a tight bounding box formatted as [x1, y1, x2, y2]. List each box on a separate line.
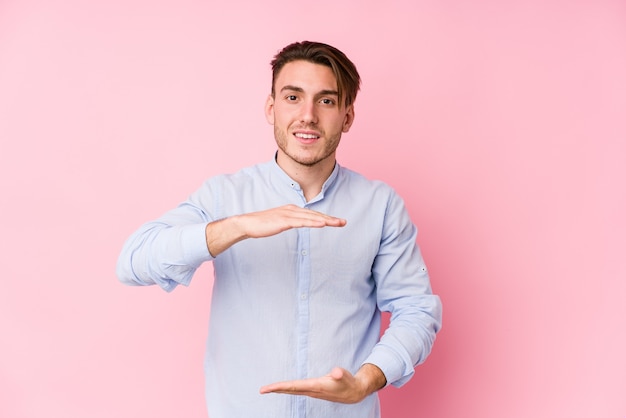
[329, 367, 345, 380]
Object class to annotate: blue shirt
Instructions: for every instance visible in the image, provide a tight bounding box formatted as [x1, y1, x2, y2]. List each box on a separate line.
[116, 157, 442, 418]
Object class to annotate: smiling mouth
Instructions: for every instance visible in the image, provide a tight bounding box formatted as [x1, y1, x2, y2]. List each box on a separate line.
[294, 133, 320, 140]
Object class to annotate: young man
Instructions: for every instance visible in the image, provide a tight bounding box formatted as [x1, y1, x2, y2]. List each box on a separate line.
[117, 41, 442, 418]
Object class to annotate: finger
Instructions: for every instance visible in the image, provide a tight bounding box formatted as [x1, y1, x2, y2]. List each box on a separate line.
[292, 208, 347, 227]
[286, 216, 340, 229]
[259, 378, 318, 394]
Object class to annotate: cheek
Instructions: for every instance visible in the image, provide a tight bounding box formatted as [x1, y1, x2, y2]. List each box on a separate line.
[274, 114, 291, 130]
[272, 107, 292, 126]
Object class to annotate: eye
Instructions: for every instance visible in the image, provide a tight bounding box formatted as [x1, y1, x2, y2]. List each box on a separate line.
[320, 98, 335, 105]
[285, 95, 298, 101]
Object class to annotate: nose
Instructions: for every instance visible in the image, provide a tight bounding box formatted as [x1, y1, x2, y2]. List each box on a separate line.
[299, 99, 318, 124]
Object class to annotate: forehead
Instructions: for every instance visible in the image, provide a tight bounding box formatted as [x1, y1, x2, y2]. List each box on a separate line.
[274, 60, 338, 92]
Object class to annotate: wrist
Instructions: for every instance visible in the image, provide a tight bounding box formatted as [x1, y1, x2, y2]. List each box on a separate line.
[205, 216, 247, 257]
[356, 363, 387, 398]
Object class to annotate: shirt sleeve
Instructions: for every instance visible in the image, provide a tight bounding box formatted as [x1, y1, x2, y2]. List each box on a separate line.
[116, 189, 216, 292]
[362, 190, 443, 387]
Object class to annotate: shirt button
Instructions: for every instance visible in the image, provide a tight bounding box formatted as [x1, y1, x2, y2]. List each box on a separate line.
[301, 250, 308, 256]
[300, 293, 307, 300]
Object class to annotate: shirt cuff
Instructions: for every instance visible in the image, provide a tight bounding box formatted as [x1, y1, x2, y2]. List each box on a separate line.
[179, 222, 214, 265]
[156, 222, 213, 292]
[363, 345, 415, 388]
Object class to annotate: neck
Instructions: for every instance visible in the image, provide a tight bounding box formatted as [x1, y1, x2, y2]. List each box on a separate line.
[276, 152, 336, 202]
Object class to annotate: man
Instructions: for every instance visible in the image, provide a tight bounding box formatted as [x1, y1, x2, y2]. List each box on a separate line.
[117, 41, 442, 418]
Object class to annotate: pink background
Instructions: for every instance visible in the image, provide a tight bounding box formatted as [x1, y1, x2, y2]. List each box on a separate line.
[1, 0, 625, 417]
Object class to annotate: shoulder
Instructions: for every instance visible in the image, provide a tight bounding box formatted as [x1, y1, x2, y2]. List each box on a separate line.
[337, 165, 399, 199]
[335, 165, 411, 223]
[187, 161, 271, 210]
[201, 160, 272, 188]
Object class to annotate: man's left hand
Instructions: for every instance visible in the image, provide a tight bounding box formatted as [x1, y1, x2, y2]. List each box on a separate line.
[259, 364, 386, 404]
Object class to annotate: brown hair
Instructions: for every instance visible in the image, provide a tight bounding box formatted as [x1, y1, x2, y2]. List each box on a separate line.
[270, 41, 361, 108]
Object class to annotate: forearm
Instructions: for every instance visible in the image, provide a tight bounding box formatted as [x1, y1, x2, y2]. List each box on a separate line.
[204, 216, 247, 257]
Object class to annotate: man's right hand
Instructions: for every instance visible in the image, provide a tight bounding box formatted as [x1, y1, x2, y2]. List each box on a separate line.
[205, 204, 346, 257]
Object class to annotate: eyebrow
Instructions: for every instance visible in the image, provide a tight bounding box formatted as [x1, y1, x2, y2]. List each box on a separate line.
[280, 85, 339, 97]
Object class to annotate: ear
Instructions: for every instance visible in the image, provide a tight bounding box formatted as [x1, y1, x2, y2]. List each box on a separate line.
[342, 105, 355, 133]
[264, 95, 275, 125]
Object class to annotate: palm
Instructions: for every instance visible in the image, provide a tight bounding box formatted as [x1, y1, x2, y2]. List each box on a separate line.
[260, 367, 366, 404]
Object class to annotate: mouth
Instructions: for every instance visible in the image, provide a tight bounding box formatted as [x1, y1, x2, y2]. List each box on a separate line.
[294, 132, 320, 139]
[293, 131, 321, 144]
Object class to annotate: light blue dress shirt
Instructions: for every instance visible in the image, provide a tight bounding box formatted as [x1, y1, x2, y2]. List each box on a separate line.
[117, 157, 442, 418]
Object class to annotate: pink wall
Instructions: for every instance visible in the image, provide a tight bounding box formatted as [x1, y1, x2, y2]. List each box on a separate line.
[1, 1, 624, 417]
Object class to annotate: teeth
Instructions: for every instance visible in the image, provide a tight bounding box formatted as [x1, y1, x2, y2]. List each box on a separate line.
[295, 133, 318, 139]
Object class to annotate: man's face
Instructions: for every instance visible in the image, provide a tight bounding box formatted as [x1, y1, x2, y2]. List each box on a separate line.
[265, 60, 354, 170]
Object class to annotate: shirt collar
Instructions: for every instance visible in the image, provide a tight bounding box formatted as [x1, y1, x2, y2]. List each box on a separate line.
[270, 153, 341, 201]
